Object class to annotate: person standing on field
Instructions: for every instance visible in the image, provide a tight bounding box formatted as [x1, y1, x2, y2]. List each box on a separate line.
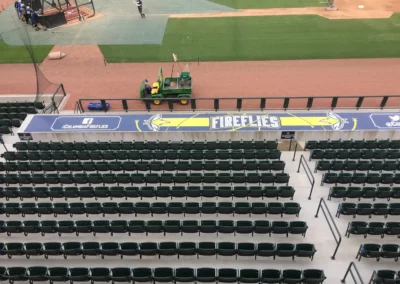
[135, 0, 145, 18]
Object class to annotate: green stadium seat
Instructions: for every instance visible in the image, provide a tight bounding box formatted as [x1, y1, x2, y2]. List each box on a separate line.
[380, 244, 399, 261]
[236, 243, 256, 259]
[336, 203, 357, 218]
[40, 221, 57, 236]
[90, 268, 111, 283]
[163, 220, 180, 234]
[281, 269, 302, 284]
[5, 267, 27, 282]
[4, 242, 24, 258]
[261, 269, 281, 283]
[101, 202, 119, 216]
[69, 268, 90, 283]
[275, 243, 296, 260]
[373, 203, 389, 217]
[302, 270, 326, 284]
[75, 220, 92, 235]
[357, 243, 381, 261]
[361, 187, 377, 200]
[26, 266, 47, 282]
[22, 220, 40, 235]
[62, 242, 82, 259]
[257, 243, 275, 259]
[42, 242, 62, 258]
[120, 242, 138, 258]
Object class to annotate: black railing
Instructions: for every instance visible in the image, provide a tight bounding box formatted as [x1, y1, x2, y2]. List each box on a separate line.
[292, 142, 299, 161]
[368, 271, 377, 284]
[76, 94, 400, 113]
[341, 262, 365, 284]
[315, 198, 342, 259]
[74, 101, 84, 114]
[297, 154, 315, 199]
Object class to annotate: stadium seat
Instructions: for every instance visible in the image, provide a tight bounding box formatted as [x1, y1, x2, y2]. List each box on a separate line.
[237, 243, 257, 259]
[302, 270, 326, 284]
[81, 242, 101, 258]
[261, 269, 281, 283]
[357, 243, 381, 261]
[178, 242, 197, 257]
[336, 203, 357, 218]
[379, 244, 399, 262]
[275, 243, 296, 260]
[69, 268, 90, 283]
[296, 244, 316, 261]
[281, 270, 302, 284]
[90, 268, 111, 283]
[5, 267, 27, 283]
[26, 266, 48, 283]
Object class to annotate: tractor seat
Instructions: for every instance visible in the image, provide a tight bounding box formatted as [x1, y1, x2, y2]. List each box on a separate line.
[151, 82, 160, 95]
[164, 78, 171, 86]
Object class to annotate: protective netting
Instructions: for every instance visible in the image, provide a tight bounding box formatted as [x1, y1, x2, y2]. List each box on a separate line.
[0, 5, 66, 113]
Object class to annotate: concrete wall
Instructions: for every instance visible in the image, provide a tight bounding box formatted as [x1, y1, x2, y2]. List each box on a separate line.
[28, 129, 400, 142]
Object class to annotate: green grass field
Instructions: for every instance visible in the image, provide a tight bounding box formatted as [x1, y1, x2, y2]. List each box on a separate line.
[99, 14, 400, 62]
[209, 0, 328, 9]
[0, 40, 52, 64]
[1, 14, 400, 64]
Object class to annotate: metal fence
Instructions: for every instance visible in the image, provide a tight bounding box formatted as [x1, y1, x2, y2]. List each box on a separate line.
[75, 94, 400, 113]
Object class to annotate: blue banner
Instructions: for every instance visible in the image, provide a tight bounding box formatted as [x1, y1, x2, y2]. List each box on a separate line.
[23, 112, 400, 133]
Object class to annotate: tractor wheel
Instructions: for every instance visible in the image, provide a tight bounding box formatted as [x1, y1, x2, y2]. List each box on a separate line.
[153, 99, 161, 105]
[180, 99, 188, 105]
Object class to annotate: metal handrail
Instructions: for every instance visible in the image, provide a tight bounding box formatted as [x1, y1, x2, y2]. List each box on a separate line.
[341, 262, 365, 284]
[315, 198, 342, 259]
[297, 154, 315, 199]
[74, 101, 83, 114]
[292, 142, 299, 161]
[76, 94, 400, 113]
[368, 271, 377, 284]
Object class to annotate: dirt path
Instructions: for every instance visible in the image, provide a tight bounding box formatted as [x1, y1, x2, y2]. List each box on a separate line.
[170, 5, 396, 20]
[1, 47, 400, 111]
[168, 0, 400, 19]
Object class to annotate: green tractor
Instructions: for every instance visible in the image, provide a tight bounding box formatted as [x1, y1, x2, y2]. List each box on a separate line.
[140, 67, 192, 105]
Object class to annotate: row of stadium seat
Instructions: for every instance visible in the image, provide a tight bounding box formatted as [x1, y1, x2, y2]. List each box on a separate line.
[1, 173, 291, 186]
[0, 160, 286, 173]
[0, 220, 307, 237]
[310, 149, 400, 161]
[315, 160, 400, 173]
[0, 242, 316, 260]
[345, 221, 400, 238]
[0, 267, 326, 284]
[13, 140, 278, 151]
[0, 106, 37, 114]
[2, 150, 282, 161]
[1, 186, 296, 201]
[306, 139, 400, 150]
[328, 186, 400, 201]
[370, 270, 400, 284]
[336, 202, 400, 218]
[356, 244, 399, 262]
[321, 173, 400, 186]
[0, 126, 13, 135]
[0, 101, 41, 107]
[0, 113, 28, 121]
[0, 201, 302, 217]
[0, 119, 22, 128]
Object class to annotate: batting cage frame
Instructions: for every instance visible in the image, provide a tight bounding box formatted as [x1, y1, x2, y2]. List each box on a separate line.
[41, 0, 95, 20]
[22, 0, 95, 29]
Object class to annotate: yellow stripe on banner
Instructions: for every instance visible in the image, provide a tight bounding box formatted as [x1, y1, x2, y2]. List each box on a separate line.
[151, 118, 210, 128]
[280, 117, 338, 127]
